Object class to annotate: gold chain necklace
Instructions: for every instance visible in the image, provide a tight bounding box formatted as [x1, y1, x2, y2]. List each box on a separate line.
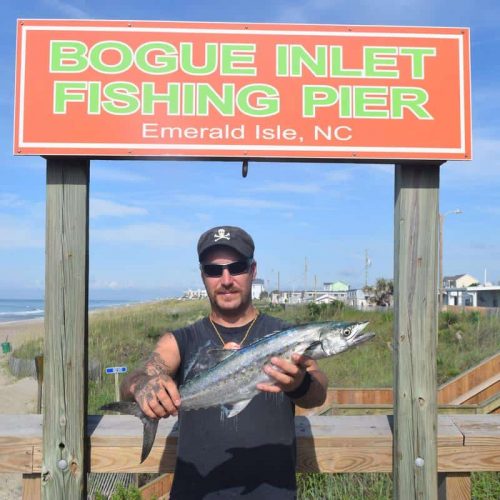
[209, 312, 259, 347]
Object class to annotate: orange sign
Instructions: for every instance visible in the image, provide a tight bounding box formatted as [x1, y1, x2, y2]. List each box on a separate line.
[14, 20, 471, 160]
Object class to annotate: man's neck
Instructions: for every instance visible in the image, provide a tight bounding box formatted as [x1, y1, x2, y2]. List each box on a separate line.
[209, 305, 258, 328]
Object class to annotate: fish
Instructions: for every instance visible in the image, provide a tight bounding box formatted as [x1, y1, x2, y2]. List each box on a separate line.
[101, 320, 374, 462]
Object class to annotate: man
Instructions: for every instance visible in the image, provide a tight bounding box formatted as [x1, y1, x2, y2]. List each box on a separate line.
[121, 225, 328, 499]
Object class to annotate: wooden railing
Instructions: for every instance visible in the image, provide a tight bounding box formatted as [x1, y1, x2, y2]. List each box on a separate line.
[299, 353, 500, 416]
[1, 413, 499, 500]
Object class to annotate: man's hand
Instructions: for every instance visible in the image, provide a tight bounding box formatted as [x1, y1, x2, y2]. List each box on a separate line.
[257, 353, 316, 394]
[121, 334, 182, 420]
[132, 372, 181, 419]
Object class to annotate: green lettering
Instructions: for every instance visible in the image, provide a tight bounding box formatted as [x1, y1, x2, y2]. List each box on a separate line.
[221, 44, 256, 75]
[135, 42, 178, 74]
[290, 45, 327, 77]
[400, 47, 436, 79]
[102, 82, 139, 114]
[197, 84, 235, 116]
[391, 87, 432, 119]
[89, 41, 133, 74]
[330, 46, 363, 77]
[276, 45, 288, 76]
[53, 81, 87, 113]
[180, 42, 218, 75]
[302, 85, 338, 117]
[182, 83, 195, 115]
[354, 87, 389, 118]
[364, 47, 399, 78]
[87, 82, 101, 114]
[50, 41, 88, 72]
[142, 82, 179, 115]
[339, 86, 352, 118]
[237, 84, 279, 116]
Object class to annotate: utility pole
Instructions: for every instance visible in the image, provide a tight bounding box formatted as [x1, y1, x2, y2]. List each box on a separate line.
[365, 249, 371, 288]
[304, 257, 308, 298]
[438, 209, 463, 309]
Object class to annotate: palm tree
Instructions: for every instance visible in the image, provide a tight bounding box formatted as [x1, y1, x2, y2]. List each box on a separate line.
[364, 278, 394, 307]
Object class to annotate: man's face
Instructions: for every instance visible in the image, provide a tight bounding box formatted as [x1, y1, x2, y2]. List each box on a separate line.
[200, 247, 256, 317]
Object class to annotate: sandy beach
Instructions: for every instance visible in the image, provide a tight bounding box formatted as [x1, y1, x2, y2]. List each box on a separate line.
[0, 319, 42, 499]
[0, 317, 44, 350]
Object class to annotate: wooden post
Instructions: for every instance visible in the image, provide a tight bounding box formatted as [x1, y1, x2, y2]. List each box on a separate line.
[23, 473, 42, 500]
[35, 355, 44, 414]
[43, 158, 89, 499]
[393, 163, 440, 499]
[438, 472, 472, 500]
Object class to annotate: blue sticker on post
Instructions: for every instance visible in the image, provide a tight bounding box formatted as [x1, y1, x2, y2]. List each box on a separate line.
[105, 366, 128, 374]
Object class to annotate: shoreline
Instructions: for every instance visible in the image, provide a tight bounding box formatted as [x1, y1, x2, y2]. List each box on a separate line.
[0, 298, 172, 348]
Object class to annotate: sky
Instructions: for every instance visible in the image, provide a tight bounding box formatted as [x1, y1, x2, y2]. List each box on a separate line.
[1, 0, 499, 300]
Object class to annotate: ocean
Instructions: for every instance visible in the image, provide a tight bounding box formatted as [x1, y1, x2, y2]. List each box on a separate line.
[0, 298, 137, 323]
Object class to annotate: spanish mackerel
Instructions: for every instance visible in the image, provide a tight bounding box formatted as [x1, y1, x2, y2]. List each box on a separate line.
[101, 320, 374, 462]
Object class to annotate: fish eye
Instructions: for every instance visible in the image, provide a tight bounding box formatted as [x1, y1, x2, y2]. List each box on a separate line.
[342, 328, 351, 337]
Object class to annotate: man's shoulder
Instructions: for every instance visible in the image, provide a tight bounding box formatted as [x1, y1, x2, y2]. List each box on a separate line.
[258, 312, 290, 331]
[173, 316, 208, 335]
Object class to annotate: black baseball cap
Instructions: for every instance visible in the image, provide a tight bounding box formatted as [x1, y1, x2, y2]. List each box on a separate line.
[197, 226, 255, 262]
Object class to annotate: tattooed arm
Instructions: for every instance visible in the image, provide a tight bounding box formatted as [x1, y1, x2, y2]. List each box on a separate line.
[120, 332, 182, 419]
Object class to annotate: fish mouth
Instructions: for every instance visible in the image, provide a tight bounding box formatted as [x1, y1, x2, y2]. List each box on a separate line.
[351, 331, 376, 345]
[349, 322, 375, 345]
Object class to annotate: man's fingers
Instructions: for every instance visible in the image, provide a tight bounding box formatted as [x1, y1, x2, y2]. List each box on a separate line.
[163, 378, 181, 407]
[291, 353, 315, 368]
[269, 356, 301, 376]
[140, 402, 159, 419]
[257, 382, 281, 393]
[264, 364, 296, 387]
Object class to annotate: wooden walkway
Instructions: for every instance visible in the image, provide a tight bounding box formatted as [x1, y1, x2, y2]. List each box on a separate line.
[298, 352, 500, 416]
[0, 413, 498, 499]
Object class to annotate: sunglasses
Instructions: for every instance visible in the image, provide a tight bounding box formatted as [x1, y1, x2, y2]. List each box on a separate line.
[200, 259, 253, 278]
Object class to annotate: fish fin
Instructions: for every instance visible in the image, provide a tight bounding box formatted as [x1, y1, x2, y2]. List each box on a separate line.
[100, 401, 143, 418]
[222, 399, 252, 418]
[101, 401, 158, 463]
[140, 418, 159, 463]
[290, 341, 314, 356]
[184, 342, 237, 378]
[302, 340, 323, 358]
[206, 348, 239, 363]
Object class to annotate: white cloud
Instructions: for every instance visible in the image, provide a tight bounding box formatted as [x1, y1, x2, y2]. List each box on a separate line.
[92, 166, 150, 183]
[0, 215, 44, 249]
[247, 182, 321, 194]
[0, 193, 25, 208]
[92, 223, 198, 248]
[175, 194, 297, 210]
[323, 169, 355, 183]
[443, 137, 500, 186]
[42, 0, 90, 18]
[90, 198, 148, 218]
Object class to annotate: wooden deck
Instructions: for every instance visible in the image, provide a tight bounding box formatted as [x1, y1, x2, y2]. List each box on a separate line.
[0, 413, 498, 498]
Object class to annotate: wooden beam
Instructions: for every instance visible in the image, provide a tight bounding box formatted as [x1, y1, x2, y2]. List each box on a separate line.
[393, 163, 440, 499]
[43, 158, 89, 499]
[2, 414, 500, 474]
[22, 473, 41, 500]
[438, 472, 471, 500]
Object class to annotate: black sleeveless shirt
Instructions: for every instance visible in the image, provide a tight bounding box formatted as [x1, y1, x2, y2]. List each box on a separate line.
[170, 313, 296, 499]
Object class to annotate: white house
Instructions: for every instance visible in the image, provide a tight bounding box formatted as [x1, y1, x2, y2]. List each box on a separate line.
[445, 285, 500, 308]
[323, 280, 349, 292]
[251, 279, 265, 300]
[443, 274, 479, 289]
[346, 289, 370, 309]
[181, 288, 207, 300]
